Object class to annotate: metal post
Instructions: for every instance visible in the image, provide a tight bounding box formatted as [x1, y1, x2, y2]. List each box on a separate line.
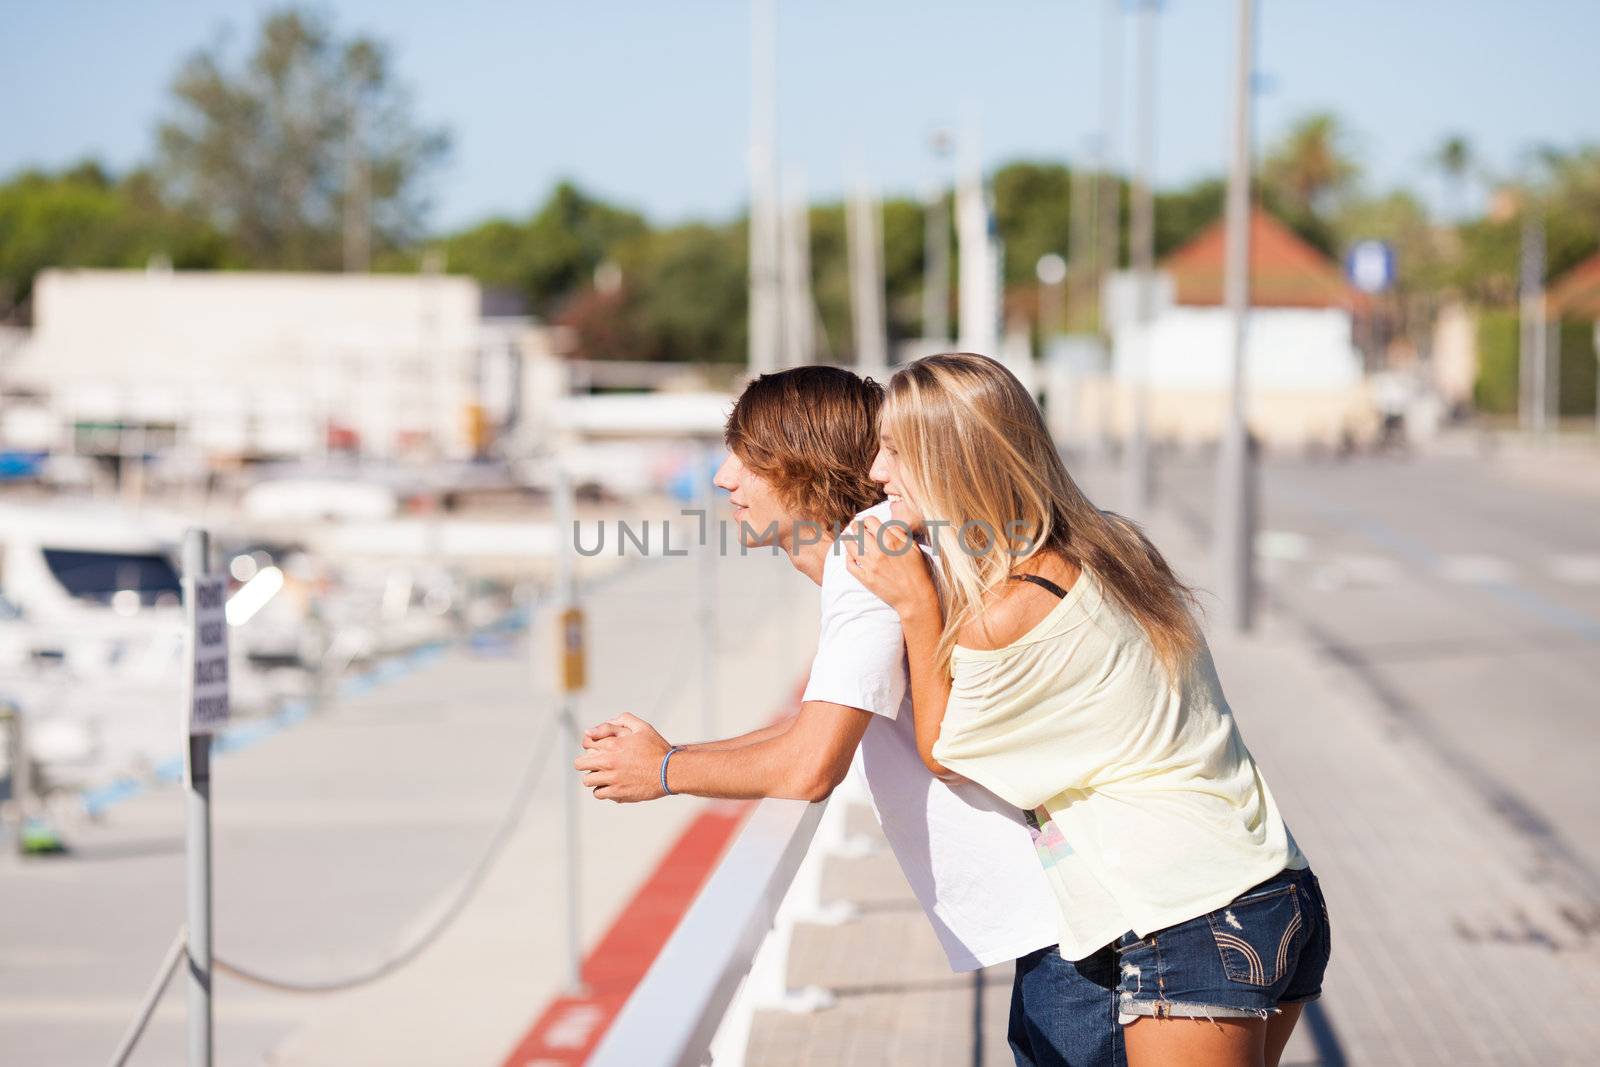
[747, 0, 782, 377]
[1214, 0, 1257, 634]
[1037, 254, 1068, 340]
[698, 442, 719, 740]
[922, 184, 950, 344]
[1519, 215, 1545, 432]
[923, 130, 953, 345]
[1593, 322, 1599, 437]
[848, 183, 890, 377]
[779, 169, 814, 369]
[3, 704, 28, 852]
[1543, 309, 1560, 435]
[552, 465, 583, 993]
[1098, 0, 1122, 314]
[181, 529, 213, 1067]
[1124, 0, 1158, 512]
[1069, 137, 1097, 331]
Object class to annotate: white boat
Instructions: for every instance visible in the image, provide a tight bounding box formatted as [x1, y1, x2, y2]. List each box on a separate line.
[0, 501, 198, 791]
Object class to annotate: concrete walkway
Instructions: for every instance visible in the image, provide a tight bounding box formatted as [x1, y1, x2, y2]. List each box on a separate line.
[0, 543, 818, 1067]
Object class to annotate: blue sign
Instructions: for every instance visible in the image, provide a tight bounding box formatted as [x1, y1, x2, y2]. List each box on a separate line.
[1345, 240, 1396, 294]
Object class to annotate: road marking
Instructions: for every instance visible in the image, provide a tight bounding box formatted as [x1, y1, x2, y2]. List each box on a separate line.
[1550, 555, 1600, 585]
[1256, 529, 1312, 562]
[1436, 554, 1517, 585]
[1274, 484, 1600, 640]
[1308, 553, 1404, 591]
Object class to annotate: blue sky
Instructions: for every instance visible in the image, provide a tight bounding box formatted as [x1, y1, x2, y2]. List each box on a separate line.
[3, 1, 1596, 232]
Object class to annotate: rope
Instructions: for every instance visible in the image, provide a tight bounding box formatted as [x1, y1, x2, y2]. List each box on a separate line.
[107, 925, 187, 1067]
[211, 607, 701, 995]
[137, 550, 700, 997]
[214, 714, 560, 993]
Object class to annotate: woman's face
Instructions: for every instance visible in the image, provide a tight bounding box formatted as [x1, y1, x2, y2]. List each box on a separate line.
[713, 450, 792, 548]
[869, 434, 926, 531]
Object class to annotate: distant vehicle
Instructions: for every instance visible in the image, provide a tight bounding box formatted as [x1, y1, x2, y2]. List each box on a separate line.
[0, 503, 195, 792]
[0, 502, 184, 636]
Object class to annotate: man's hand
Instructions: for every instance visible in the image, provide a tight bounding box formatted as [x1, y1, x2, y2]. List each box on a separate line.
[573, 712, 672, 802]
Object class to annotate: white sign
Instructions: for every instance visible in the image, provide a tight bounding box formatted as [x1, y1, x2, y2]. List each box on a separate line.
[185, 574, 230, 734]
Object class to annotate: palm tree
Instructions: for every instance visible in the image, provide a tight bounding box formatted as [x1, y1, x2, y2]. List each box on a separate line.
[1262, 113, 1359, 221]
[1433, 135, 1474, 220]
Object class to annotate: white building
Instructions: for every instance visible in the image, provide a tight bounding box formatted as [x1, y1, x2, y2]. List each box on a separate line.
[1, 267, 555, 462]
[1096, 209, 1374, 449]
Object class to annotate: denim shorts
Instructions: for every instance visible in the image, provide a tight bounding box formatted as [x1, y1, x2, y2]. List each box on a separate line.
[1113, 866, 1331, 1023]
[1009, 941, 1125, 1066]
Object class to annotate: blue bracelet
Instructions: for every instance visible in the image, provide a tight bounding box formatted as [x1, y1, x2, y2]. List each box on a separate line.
[660, 745, 683, 796]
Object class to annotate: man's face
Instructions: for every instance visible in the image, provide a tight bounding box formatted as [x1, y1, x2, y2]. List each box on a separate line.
[869, 434, 926, 531]
[714, 450, 796, 549]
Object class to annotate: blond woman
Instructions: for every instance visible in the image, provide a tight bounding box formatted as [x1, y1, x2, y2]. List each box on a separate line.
[847, 353, 1331, 1067]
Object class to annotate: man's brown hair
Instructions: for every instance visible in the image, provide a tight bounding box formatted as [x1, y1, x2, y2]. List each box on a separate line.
[724, 366, 885, 529]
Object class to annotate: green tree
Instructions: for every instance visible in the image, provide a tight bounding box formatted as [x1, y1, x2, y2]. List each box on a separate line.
[1261, 112, 1360, 253]
[1432, 134, 1475, 218]
[155, 6, 448, 269]
[612, 222, 747, 363]
[1451, 148, 1600, 308]
[443, 181, 647, 317]
[0, 163, 227, 320]
[1154, 177, 1226, 258]
[992, 162, 1074, 286]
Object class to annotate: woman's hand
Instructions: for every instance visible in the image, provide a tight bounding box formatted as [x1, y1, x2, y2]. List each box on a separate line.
[844, 516, 940, 620]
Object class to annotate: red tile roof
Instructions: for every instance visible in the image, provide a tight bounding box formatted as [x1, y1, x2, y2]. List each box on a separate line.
[1548, 250, 1600, 319]
[1161, 206, 1363, 310]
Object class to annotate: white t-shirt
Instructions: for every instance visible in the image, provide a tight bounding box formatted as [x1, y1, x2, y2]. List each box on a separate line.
[801, 502, 1058, 971]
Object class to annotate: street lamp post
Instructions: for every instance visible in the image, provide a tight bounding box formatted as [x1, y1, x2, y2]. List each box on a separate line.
[1518, 215, 1546, 432]
[1037, 253, 1068, 339]
[1123, 0, 1158, 513]
[924, 130, 954, 346]
[1214, 0, 1257, 633]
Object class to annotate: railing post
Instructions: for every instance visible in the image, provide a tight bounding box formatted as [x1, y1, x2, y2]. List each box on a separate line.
[181, 528, 224, 1067]
[698, 440, 720, 740]
[553, 463, 585, 994]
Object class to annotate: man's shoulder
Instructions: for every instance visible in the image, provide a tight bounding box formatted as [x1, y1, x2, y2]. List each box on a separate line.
[854, 499, 894, 524]
[821, 500, 894, 578]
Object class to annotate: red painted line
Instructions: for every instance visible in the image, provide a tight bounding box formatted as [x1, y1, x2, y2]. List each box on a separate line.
[498, 682, 806, 1067]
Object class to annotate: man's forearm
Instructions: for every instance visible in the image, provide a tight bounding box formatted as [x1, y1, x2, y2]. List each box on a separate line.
[663, 733, 820, 801]
[678, 713, 797, 753]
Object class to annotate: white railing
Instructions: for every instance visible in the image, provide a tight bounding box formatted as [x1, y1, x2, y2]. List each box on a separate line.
[588, 790, 853, 1067]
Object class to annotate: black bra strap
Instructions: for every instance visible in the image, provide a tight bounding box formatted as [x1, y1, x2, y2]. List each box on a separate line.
[1009, 573, 1070, 599]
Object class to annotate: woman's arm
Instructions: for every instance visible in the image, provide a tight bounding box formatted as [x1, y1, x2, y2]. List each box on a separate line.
[844, 517, 960, 778]
[897, 596, 959, 778]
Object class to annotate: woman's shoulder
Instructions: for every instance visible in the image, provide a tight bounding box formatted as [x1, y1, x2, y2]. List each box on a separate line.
[957, 553, 1084, 652]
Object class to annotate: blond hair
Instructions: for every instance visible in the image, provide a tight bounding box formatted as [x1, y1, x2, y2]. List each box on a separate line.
[882, 353, 1198, 672]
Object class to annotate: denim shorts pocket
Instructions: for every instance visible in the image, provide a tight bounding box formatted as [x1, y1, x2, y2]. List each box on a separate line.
[1205, 883, 1303, 987]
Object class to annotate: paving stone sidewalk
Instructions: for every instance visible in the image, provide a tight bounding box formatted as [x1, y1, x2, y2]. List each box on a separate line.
[745, 504, 1600, 1066]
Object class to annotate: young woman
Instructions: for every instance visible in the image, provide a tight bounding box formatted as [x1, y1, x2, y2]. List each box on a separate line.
[845, 353, 1331, 1067]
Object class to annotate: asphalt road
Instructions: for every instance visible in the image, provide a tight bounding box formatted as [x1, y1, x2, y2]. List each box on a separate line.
[1142, 448, 1600, 882]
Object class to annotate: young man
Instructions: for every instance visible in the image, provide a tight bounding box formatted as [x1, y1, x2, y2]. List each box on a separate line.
[573, 366, 1121, 1066]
